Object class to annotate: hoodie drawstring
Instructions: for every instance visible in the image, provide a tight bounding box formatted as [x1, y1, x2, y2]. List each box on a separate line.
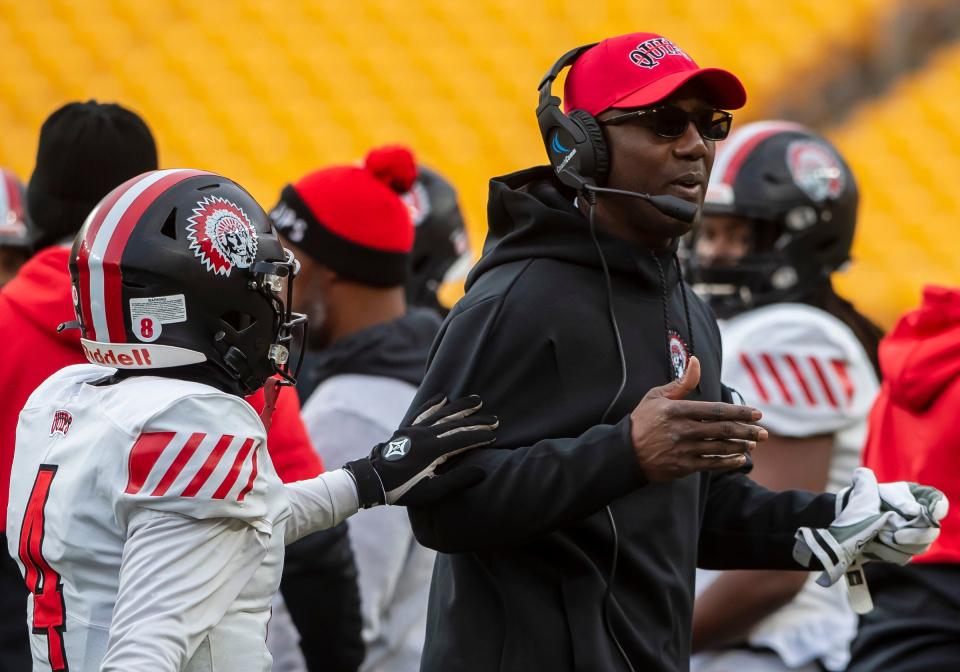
[649, 251, 697, 381]
[675, 253, 697, 361]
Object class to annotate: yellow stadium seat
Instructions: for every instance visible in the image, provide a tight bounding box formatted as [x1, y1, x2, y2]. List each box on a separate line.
[0, 0, 945, 326]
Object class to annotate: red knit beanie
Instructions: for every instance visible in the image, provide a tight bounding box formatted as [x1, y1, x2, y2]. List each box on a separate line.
[269, 145, 417, 287]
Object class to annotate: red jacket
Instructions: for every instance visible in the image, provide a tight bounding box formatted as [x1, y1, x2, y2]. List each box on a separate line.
[0, 247, 322, 532]
[862, 285, 960, 564]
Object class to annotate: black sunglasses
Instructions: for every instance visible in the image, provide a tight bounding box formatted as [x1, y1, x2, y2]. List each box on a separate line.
[600, 105, 733, 141]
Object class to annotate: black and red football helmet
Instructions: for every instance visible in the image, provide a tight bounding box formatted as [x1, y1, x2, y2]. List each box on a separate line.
[401, 166, 472, 315]
[66, 169, 305, 394]
[685, 121, 859, 317]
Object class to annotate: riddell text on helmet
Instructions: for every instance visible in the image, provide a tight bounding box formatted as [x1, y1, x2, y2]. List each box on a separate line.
[81, 343, 153, 367]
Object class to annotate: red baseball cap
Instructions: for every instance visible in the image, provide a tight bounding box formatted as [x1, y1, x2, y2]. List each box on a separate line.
[563, 32, 747, 115]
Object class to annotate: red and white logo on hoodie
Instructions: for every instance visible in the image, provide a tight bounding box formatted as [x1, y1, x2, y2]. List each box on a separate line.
[186, 196, 259, 277]
[668, 330, 689, 381]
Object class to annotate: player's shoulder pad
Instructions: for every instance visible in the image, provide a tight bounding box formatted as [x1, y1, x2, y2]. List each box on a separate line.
[721, 303, 879, 437]
[113, 381, 272, 528]
[21, 364, 112, 414]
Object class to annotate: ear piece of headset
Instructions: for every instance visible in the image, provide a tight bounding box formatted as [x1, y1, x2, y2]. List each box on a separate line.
[536, 43, 609, 191]
[569, 110, 610, 185]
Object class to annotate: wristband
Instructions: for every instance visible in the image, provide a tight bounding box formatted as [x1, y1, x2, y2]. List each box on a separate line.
[343, 459, 386, 509]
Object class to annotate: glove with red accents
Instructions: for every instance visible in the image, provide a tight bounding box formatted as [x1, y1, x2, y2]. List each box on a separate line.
[344, 394, 497, 508]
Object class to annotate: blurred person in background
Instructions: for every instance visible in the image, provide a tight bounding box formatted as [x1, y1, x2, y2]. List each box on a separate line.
[686, 122, 884, 671]
[401, 165, 473, 319]
[0, 169, 33, 288]
[0, 100, 335, 670]
[846, 285, 960, 671]
[269, 145, 442, 672]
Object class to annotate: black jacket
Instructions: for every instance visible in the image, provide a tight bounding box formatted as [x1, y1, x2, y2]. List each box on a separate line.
[406, 167, 836, 672]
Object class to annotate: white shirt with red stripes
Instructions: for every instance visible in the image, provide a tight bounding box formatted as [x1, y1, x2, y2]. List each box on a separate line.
[697, 302, 879, 671]
[6, 364, 359, 672]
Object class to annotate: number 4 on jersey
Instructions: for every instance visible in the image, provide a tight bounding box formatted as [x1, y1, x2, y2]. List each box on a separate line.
[18, 465, 69, 671]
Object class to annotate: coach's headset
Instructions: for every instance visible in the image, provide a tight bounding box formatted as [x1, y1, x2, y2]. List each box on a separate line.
[536, 43, 698, 223]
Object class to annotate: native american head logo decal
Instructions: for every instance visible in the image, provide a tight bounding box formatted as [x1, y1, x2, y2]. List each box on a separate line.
[786, 140, 845, 204]
[668, 330, 690, 381]
[186, 196, 259, 276]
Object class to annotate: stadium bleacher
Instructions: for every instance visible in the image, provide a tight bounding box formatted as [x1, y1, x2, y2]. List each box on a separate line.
[0, 0, 956, 324]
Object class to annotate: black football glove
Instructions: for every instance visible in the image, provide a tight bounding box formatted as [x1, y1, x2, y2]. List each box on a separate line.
[345, 394, 497, 508]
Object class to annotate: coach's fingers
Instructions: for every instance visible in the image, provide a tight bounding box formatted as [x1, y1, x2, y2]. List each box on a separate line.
[644, 356, 701, 401]
[680, 420, 767, 442]
[667, 399, 763, 423]
[683, 439, 755, 459]
[695, 454, 749, 471]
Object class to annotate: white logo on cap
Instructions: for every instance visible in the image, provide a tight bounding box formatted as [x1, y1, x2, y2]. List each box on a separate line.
[628, 38, 692, 69]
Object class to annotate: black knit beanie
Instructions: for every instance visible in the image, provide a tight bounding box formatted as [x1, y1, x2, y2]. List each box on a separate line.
[27, 100, 158, 250]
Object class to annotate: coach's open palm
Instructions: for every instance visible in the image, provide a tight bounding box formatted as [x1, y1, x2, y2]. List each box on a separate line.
[629, 356, 768, 483]
[346, 395, 498, 507]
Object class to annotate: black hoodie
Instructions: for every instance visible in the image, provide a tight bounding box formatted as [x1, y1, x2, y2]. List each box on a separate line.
[406, 167, 835, 672]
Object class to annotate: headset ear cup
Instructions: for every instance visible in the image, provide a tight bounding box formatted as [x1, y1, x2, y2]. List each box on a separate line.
[569, 110, 610, 185]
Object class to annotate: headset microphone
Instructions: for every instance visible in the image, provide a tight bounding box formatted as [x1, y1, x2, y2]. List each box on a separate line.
[582, 184, 699, 223]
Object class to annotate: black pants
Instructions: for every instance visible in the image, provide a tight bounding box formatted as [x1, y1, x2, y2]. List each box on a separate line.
[0, 533, 31, 672]
[847, 563, 960, 672]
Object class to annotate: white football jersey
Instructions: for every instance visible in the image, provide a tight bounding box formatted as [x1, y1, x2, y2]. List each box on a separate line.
[6, 364, 359, 672]
[698, 303, 880, 671]
[721, 302, 878, 492]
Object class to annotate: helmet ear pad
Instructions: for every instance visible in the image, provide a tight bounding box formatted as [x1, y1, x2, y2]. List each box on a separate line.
[569, 110, 610, 186]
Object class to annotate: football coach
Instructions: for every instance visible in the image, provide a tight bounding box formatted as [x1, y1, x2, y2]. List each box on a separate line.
[404, 32, 944, 672]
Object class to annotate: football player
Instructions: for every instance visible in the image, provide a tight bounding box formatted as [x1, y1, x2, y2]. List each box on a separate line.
[5, 169, 497, 671]
[687, 122, 884, 671]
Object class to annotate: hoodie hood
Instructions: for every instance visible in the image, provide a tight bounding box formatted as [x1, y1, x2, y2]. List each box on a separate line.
[467, 166, 681, 292]
[880, 285, 960, 411]
[0, 246, 80, 347]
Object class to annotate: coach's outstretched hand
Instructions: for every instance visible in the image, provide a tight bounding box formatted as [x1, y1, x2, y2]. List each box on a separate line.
[629, 356, 768, 483]
[345, 395, 498, 508]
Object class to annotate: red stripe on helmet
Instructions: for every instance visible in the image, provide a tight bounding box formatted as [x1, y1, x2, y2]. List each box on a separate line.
[75, 175, 143, 342]
[100, 169, 208, 342]
[719, 129, 780, 189]
[713, 121, 808, 195]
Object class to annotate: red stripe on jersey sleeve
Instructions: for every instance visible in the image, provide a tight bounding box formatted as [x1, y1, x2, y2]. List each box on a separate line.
[761, 354, 794, 406]
[808, 357, 839, 408]
[151, 433, 206, 496]
[784, 354, 817, 406]
[739, 353, 770, 403]
[181, 434, 235, 497]
[831, 359, 855, 403]
[238, 443, 259, 502]
[213, 438, 255, 500]
[125, 432, 177, 494]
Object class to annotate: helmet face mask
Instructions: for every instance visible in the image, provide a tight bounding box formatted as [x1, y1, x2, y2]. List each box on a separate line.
[685, 122, 858, 318]
[67, 169, 307, 394]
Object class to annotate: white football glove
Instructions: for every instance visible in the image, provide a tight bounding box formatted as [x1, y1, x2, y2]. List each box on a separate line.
[793, 467, 948, 613]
